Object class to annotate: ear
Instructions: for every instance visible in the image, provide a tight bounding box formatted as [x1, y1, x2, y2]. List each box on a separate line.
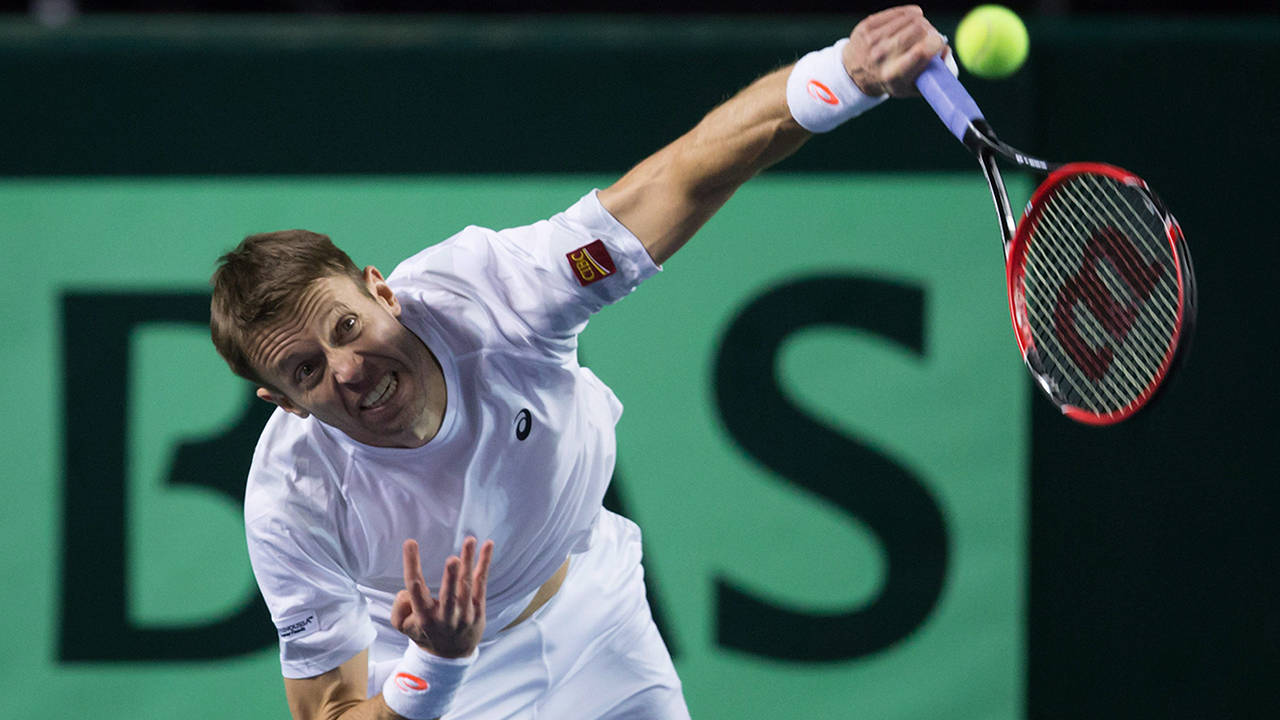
[363, 265, 401, 318]
[256, 387, 311, 418]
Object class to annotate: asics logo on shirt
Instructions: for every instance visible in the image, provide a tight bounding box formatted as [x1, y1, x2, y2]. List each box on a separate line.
[514, 409, 532, 441]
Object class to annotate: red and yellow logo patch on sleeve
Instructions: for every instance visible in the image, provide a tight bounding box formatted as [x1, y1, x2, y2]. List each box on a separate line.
[566, 239, 617, 286]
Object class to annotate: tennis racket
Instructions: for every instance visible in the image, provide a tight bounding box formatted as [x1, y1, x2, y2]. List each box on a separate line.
[914, 57, 1196, 425]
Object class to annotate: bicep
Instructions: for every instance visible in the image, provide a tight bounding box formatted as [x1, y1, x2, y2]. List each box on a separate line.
[284, 648, 370, 720]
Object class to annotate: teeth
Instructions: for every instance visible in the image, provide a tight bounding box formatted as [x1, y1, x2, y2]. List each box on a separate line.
[361, 373, 396, 409]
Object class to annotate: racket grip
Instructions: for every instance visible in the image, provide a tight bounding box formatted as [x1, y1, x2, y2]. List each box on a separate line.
[915, 56, 985, 143]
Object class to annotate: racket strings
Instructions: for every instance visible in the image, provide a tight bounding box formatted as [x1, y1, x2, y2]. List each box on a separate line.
[1019, 172, 1180, 415]
[1029, 182, 1174, 409]
[1079, 177, 1180, 358]
[1026, 210, 1147, 409]
[1028, 176, 1178, 409]
[1029, 210, 1163, 409]
[1039, 187, 1172, 377]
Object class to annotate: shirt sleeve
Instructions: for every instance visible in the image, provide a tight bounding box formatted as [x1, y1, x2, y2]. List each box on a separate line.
[390, 189, 661, 356]
[493, 188, 661, 340]
[246, 512, 377, 679]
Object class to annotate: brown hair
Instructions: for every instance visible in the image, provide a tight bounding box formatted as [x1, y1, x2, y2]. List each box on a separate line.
[210, 229, 365, 385]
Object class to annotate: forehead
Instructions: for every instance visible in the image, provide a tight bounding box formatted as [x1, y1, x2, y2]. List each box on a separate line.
[246, 275, 367, 371]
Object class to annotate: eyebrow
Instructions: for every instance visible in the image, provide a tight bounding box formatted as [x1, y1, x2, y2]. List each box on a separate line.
[270, 303, 360, 377]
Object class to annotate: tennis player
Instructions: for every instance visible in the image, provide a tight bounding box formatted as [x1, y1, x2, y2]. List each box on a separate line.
[210, 6, 946, 719]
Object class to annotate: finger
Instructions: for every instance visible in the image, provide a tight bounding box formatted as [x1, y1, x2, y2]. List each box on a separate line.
[459, 537, 476, 584]
[857, 4, 922, 34]
[402, 539, 424, 591]
[473, 540, 494, 616]
[884, 31, 945, 95]
[886, 13, 935, 60]
[915, 18, 947, 57]
[390, 590, 413, 632]
[440, 556, 462, 624]
[867, 11, 923, 65]
[873, 16, 943, 93]
[458, 537, 477, 620]
[402, 540, 434, 618]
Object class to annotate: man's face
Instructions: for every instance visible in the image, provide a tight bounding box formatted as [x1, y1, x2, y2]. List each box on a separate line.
[247, 268, 445, 448]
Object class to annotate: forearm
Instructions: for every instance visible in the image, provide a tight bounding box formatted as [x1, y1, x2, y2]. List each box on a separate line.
[306, 694, 437, 720]
[600, 7, 944, 266]
[600, 65, 810, 265]
[668, 65, 809, 199]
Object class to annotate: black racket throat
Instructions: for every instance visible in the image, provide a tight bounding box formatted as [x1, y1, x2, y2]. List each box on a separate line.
[963, 120, 1058, 172]
[977, 149, 1017, 248]
[963, 120, 1061, 249]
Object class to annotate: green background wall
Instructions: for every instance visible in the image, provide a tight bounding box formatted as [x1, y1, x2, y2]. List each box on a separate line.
[0, 14, 1275, 719]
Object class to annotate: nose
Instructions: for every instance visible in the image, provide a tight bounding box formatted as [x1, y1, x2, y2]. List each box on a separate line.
[329, 348, 365, 386]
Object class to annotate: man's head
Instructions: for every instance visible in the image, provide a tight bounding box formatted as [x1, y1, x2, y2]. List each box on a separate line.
[211, 230, 365, 384]
[211, 231, 444, 448]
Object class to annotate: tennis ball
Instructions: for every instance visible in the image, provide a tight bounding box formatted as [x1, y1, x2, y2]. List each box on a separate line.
[955, 5, 1029, 79]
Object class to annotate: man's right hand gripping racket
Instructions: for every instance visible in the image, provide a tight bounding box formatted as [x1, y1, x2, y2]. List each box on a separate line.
[915, 57, 1197, 425]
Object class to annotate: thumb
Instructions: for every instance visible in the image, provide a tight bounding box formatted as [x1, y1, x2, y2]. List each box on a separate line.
[390, 589, 413, 632]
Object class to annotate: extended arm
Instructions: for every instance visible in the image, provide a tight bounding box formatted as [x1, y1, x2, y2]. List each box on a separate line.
[283, 538, 493, 720]
[599, 5, 945, 265]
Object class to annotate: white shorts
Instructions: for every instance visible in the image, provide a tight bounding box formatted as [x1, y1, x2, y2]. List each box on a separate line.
[376, 510, 690, 720]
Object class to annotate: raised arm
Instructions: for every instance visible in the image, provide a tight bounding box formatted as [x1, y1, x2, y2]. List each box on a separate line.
[283, 538, 493, 720]
[598, 5, 945, 265]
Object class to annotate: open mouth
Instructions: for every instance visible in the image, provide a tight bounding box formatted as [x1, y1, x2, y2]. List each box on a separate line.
[360, 372, 398, 410]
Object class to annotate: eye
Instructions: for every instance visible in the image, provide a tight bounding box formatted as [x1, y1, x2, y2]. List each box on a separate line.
[339, 315, 357, 335]
[295, 361, 317, 384]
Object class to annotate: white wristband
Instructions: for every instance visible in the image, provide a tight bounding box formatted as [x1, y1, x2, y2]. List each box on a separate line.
[381, 643, 477, 720]
[786, 38, 888, 133]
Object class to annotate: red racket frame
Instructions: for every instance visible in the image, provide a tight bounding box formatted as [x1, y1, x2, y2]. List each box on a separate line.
[1005, 162, 1189, 425]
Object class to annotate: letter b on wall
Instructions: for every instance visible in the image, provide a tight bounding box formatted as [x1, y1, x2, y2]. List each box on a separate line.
[59, 292, 274, 661]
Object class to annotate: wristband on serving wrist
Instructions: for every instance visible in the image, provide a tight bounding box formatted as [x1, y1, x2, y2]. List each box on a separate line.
[786, 38, 888, 133]
[380, 643, 477, 720]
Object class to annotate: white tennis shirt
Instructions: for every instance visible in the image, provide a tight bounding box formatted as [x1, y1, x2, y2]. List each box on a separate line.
[243, 190, 660, 679]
